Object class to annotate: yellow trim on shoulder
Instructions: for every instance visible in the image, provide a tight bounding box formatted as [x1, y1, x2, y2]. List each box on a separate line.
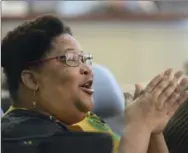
[4, 105, 28, 116]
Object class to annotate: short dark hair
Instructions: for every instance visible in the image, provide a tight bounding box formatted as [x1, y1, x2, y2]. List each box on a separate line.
[1, 15, 72, 100]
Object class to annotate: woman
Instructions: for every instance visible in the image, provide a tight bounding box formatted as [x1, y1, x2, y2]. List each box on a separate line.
[2, 15, 188, 153]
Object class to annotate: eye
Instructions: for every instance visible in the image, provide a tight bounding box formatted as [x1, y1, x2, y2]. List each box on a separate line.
[66, 53, 75, 61]
[57, 56, 66, 63]
[65, 52, 80, 66]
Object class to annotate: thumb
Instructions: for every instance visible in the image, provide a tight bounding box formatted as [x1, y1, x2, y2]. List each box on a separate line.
[134, 84, 143, 100]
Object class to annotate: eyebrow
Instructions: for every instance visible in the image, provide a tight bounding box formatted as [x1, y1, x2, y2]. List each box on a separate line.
[64, 48, 75, 52]
[64, 48, 84, 53]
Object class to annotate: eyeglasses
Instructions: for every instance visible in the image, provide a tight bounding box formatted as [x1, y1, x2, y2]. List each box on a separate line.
[28, 52, 93, 67]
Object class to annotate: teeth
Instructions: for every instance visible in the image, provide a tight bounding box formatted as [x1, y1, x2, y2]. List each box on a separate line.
[83, 82, 91, 88]
[81, 80, 93, 88]
[84, 84, 89, 88]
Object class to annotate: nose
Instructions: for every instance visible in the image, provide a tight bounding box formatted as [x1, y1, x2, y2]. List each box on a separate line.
[80, 64, 93, 76]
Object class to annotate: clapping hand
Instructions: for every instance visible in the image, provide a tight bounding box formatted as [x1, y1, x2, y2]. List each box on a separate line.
[125, 69, 188, 134]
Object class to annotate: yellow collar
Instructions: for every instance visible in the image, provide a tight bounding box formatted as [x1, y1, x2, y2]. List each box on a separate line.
[4, 105, 28, 116]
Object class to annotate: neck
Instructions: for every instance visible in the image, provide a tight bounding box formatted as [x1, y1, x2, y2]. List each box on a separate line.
[13, 101, 53, 118]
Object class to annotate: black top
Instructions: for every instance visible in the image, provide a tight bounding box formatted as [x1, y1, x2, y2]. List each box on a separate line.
[164, 100, 188, 153]
[2, 109, 113, 153]
[2, 109, 68, 139]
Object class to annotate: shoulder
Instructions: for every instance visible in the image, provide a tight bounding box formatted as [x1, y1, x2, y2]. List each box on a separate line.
[2, 109, 68, 139]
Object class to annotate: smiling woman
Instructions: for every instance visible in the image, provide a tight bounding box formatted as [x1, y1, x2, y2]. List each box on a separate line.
[2, 18, 95, 124]
[1, 15, 118, 152]
[1, 15, 188, 153]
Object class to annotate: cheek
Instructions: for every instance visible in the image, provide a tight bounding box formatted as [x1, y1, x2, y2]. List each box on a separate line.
[40, 65, 72, 87]
[37, 67, 80, 109]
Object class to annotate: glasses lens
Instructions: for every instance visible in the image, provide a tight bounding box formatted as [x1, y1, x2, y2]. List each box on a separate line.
[65, 52, 79, 66]
[64, 52, 93, 67]
[83, 53, 93, 66]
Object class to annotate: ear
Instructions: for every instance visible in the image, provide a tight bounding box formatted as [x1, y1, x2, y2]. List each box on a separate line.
[21, 70, 39, 90]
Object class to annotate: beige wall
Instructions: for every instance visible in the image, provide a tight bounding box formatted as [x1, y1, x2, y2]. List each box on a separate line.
[2, 20, 188, 91]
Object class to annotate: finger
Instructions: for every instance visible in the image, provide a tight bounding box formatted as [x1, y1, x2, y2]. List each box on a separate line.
[169, 91, 188, 116]
[162, 70, 183, 104]
[179, 78, 188, 93]
[134, 84, 143, 100]
[145, 69, 172, 93]
[164, 68, 173, 76]
[124, 92, 134, 104]
[158, 79, 178, 102]
[158, 79, 178, 110]
[153, 71, 174, 99]
[177, 90, 188, 106]
[174, 71, 183, 80]
[167, 83, 188, 113]
[145, 74, 163, 93]
[136, 84, 143, 91]
[165, 89, 180, 115]
[166, 89, 180, 105]
[166, 88, 187, 116]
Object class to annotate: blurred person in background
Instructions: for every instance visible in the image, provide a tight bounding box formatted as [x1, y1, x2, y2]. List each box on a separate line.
[1, 15, 188, 153]
[163, 65, 188, 153]
[132, 83, 188, 153]
[91, 64, 125, 118]
[1, 109, 4, 117]
[1, 70, 12, 112]
[164, 98, 188, 153]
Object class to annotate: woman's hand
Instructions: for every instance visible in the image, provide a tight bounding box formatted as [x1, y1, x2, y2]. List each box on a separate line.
[147, 134, 169, 153]
[119, 69, 188, 153]
[125, 69, 188, 134]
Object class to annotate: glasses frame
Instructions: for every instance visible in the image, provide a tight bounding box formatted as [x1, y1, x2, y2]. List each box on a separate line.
[27, 52, 93, 67]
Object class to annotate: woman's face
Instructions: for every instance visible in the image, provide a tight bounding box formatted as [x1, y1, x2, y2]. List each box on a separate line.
[35, 34, 94, 124]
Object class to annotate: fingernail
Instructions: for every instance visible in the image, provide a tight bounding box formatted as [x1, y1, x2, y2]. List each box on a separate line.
[169, 72, 174, 80]
[135, 84, 141, 89]
[165, 68, 173, 75]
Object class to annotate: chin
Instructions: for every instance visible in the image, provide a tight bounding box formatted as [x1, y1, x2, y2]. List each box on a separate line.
[83, 99, 93, 112]
[67, 111, 89, 125]
[75, 99, 93, 113]
[64, 117, 83, 125]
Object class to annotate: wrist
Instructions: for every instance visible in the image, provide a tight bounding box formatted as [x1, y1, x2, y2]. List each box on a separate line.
[125, 102, 153, 133]
[124, 121, 152, 134]
[120, 122, 152, 153]
[150, 133, 164, 140]
[148, 133, 169, 153]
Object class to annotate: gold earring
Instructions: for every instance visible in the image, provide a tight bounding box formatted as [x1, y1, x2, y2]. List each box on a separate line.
[32, 100, 36, 109]
[32, 90, 37, 109]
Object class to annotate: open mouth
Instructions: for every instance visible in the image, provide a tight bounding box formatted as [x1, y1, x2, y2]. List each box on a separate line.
[80, 80, 94, 95]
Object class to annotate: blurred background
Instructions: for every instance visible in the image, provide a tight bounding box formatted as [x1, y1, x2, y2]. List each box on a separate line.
[2, 1, 188, 94]
[2, 0, 188, 90]
[1, 0, 188, 136]
[1, 0, 188, 107]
